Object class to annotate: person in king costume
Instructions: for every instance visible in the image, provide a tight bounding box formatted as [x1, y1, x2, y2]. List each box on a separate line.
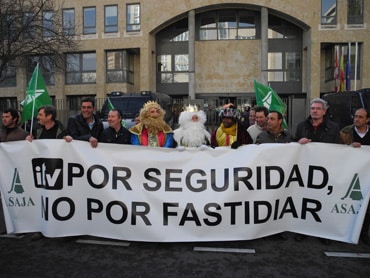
[129, 101, 174, 147]
[173, 105, 211, 148]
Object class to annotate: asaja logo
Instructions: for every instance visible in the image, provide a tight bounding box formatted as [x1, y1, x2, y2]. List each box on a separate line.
[8, 168, 24, 194]
[341, 173, 363, 201]
[331, 173, 363, 214]
[7, 168, 35, 207]
[262, 91, 272, 109]
[32, 158, 63, 190]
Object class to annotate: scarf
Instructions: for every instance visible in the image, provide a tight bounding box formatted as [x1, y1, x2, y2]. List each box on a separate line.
[216, 123, 237, 146]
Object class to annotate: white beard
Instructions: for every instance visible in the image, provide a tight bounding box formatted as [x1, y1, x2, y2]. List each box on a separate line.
[174, 120, 211, 147]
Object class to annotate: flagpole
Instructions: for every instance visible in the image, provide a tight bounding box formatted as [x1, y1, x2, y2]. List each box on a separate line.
[339, 46, 345, 92]
[30, 63, 39, 133]
[354, 42, 358, 91]
[346, 43, 351, 91]
[334, 45, 339, 92]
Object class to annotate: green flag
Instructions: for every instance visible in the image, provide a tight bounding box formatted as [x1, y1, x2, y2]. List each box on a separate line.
[253, 80, 288, 128]
[107, 97, 115, 110]
[20, 64, 52, 123]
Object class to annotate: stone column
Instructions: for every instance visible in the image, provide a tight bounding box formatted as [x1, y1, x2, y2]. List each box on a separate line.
[261, 7, 268, 84]
[188, 10, 195, 100]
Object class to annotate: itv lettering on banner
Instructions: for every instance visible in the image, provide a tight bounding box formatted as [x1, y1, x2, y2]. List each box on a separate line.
[32, 158, 64, 190]
[0, 140, 369, 243]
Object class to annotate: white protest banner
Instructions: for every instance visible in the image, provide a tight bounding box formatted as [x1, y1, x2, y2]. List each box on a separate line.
[0, 140, 369, 243]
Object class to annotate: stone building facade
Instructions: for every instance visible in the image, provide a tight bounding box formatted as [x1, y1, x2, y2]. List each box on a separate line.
[0, 0, 368, 129]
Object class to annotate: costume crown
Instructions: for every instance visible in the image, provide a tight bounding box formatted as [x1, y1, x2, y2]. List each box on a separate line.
[143, 100, 161, 110]
[184, 104, 198, 113]
[219, 107, 240, 119]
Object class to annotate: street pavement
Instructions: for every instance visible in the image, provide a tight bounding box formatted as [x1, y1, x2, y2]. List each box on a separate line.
[0, 232, 369, 278]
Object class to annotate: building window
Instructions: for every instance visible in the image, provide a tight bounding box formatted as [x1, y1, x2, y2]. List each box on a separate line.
[321, 0, 337, 25]
[83, 7, 96, 35]
[0, 61, 16, 87]
[67, 95, 95, 111]
[43, 11, 54, 37]
[0, 97, 18, 111]
[1, 14, 15, 41]
[106, 50, 134, 84]
[63, 9, 75, 35]
[158, 54, 189, 83]
[174, 54, 189, 83]
[268, 15, 301, 39]
[199, 12, 217, 40]
[285, 52, 301, 81]
[158, 55, 172, 83]
[66, 52, 96, 84]
[27, 56, 55, 86]
[325, 47, 334, 82]
[325, 44, 361, 82]
[238, 11, 257, 39]
[105, 5, 118, 33]
[267, 52, 301, 82]
[126, 4, 140, 32]
[128, 54, 134, 84]
[347, 0, 363, 24]
[218, 11, 237, 40]
[23, 12, 35, 39]
[198, 10, 256, 40]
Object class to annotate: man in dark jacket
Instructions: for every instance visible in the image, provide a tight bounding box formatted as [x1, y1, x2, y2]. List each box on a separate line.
[340, 108, 370, 147]
[295, 98, 341, 144]
[0, 108, 28, 142]
[256, 110, 293, 241]
[65, 97, 103, 148]
[100, 109, 131, 144]
[24, 105, 66, 240]
[256, 110, 293, 144]
[294, 98, 340, 245]
[340, 108, 370, 245]
[0, 108, 28, 235]
[26, 105, 66, 141]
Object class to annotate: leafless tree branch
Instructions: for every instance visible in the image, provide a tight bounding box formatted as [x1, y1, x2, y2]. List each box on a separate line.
[0, 0, 80, 82]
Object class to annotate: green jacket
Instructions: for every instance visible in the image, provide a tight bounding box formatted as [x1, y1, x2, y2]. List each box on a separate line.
[35, 120, 65, 139]
[340, 124, 370, 145]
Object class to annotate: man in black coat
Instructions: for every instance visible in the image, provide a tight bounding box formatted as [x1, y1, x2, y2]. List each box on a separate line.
[340, 108, 370, 245]
[295, 98, 341, 144]
[64, 97, 103, 148]
[256, 111, 293, 144]
[100, 109, 131, 144]
[26, 105, 66, 141]
[0, 108, 28, 142]
[294, 97, 340, 245]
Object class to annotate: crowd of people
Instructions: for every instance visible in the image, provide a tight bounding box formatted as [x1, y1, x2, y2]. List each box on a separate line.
[0, 96, 369, 245]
